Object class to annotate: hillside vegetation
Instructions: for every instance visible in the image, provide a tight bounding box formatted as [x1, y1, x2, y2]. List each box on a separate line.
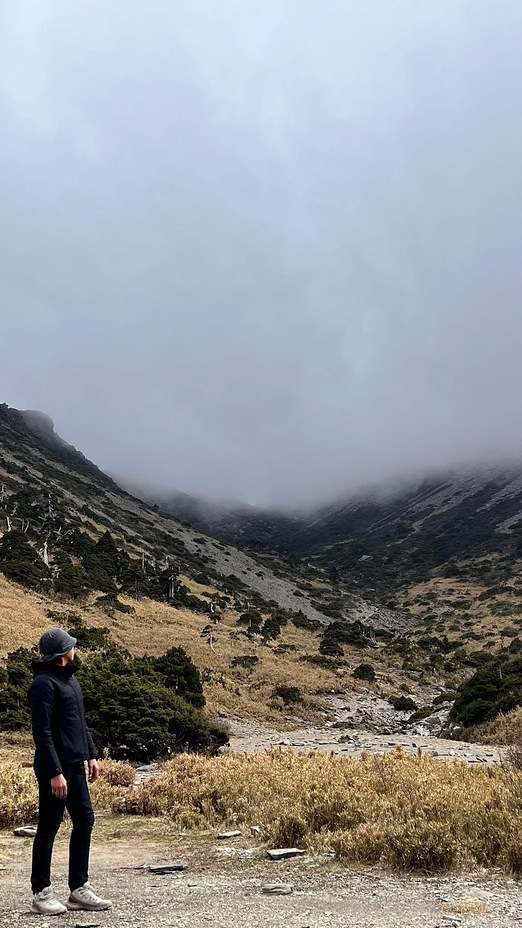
[3, 402, 522, 742]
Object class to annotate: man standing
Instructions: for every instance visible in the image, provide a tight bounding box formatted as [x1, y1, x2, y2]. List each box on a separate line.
[28, 627, 112, 916]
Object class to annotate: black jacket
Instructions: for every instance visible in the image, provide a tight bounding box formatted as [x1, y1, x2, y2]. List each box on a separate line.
[28, 662, 98, 777]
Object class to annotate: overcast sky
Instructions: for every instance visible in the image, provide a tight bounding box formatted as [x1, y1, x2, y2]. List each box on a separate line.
[2, 1, 522, 506]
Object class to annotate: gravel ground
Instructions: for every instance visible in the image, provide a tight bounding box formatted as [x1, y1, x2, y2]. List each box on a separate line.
[226, 710, 502, 765]
[2, 829, 522, 928]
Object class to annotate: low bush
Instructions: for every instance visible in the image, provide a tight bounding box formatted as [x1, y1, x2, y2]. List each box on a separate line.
[0, 643, 224, 762]
[230, 655, 259, 671]
[272, 685, 303, 705]
[320, 620, 375, 657]
[114, 748, 522, 874]
[451, 656, 522, 727]
[0, 530, 51, 591]
[467, 706, 522, 745]
[291, 613, 322, 632]
[389, 695, 418, 712]
[353, 663, 376, 682]
[300, 654, 347, 670]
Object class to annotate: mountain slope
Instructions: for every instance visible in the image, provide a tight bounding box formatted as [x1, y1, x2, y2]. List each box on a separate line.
[158, 467, 522, 597]
[0, 403, 436, 726]
[0, 403, 406, 634]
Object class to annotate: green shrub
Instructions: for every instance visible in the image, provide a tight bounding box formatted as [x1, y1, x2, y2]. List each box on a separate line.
[95, 594, 134, 614]
[151, 647, 205, 708]
[389, 695, 418, 712]
[300, 654, 346, 670]
[0, 530, 51, 591]
[237, 610, 263, 631]
[320, 621, 375, 656]
[451, 656, 522, 727]
[0, 648, 36, 730]
[353, 662, 376, 682]
[272, 685, 303, 705]
[230, 655, 259, 671]
[0, 644, 223, 762]
[55, 562, 89, 598]
[291, 612, 322, 631]
[78, 655, 222, 761]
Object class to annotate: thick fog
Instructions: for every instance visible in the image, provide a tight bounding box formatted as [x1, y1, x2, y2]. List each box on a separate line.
[2, 1, 522, 505]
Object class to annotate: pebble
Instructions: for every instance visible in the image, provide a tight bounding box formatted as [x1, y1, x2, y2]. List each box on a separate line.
[218, 830, 242, 839]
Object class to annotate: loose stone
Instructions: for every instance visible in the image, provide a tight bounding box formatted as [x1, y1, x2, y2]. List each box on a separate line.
[262, 883, 293, 895]
[14, 825, 37, 837]
[267, 848, 305, 860]
[148, 863, 187, 873]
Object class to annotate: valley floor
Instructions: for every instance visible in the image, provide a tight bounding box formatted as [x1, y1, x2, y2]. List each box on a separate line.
[227, 719, 502, 764]
[1, 822, 521, 928]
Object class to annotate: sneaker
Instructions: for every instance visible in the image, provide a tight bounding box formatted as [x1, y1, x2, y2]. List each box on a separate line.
[31, 885, 67, 915]
[67, 881, 112, 911]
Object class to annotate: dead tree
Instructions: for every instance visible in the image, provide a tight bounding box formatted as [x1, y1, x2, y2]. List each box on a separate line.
[38, 540, 49, 567]
[200, 624, 216, 651]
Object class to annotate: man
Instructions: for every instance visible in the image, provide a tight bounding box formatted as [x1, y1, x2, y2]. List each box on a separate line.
[28, 627, 112, 916]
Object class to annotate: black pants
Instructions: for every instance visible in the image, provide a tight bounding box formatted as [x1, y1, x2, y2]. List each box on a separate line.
[31, 762, 94, 894]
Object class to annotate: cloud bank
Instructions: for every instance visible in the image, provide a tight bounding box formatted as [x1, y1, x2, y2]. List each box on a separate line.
[2, 1, 522, 504]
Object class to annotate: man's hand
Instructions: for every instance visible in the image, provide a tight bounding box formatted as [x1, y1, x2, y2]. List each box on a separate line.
[51, 774, 67, 799]
[88, 759, 100, 783]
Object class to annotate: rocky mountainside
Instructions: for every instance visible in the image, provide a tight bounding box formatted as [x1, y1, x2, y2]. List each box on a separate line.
[2, 403, 522, 737]
[0, 404, 402, 631]
[157, 467, 522, 603]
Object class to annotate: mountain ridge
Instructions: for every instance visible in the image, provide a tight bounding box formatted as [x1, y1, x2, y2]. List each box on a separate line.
[0, 403, 404, 632]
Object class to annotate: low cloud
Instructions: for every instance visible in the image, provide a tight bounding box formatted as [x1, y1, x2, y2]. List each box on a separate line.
[2, 1, 522, 505]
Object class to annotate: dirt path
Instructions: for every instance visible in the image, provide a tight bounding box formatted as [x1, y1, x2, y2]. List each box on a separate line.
[1, 825, 522, 928]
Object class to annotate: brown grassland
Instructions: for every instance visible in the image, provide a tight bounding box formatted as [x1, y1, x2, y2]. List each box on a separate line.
[0, 573, 341, 725]
[2, 750, 522, 875]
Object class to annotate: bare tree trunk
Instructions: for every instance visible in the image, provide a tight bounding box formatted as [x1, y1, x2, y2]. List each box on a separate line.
[38, 540, 49, 566]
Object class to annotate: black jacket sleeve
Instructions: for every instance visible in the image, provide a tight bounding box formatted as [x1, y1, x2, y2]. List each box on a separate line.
[28, 676, 63, 778]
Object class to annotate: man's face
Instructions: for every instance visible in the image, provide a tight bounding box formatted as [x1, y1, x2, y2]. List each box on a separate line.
[55, 648, 75, 666]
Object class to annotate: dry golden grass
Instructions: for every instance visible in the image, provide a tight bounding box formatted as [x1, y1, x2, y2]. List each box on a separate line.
[0, 731, 33, 766]
[83, 594, 336, 723]
[0, 764, 38, 827]
[0, 759, 136, 826]
[0, 572, 338, 724]
[395, 561, 522, 646]
[4, 749, 522, 874]
[106, 748, 522, 874]
[0, 575, 118, 654]
[441, 900, 492, 914]
[469, 707, 522, 746]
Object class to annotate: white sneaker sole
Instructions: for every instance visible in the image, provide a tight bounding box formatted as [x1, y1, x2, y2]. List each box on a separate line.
[31, 902, 67, 915]
[67, 899, 112, 911]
